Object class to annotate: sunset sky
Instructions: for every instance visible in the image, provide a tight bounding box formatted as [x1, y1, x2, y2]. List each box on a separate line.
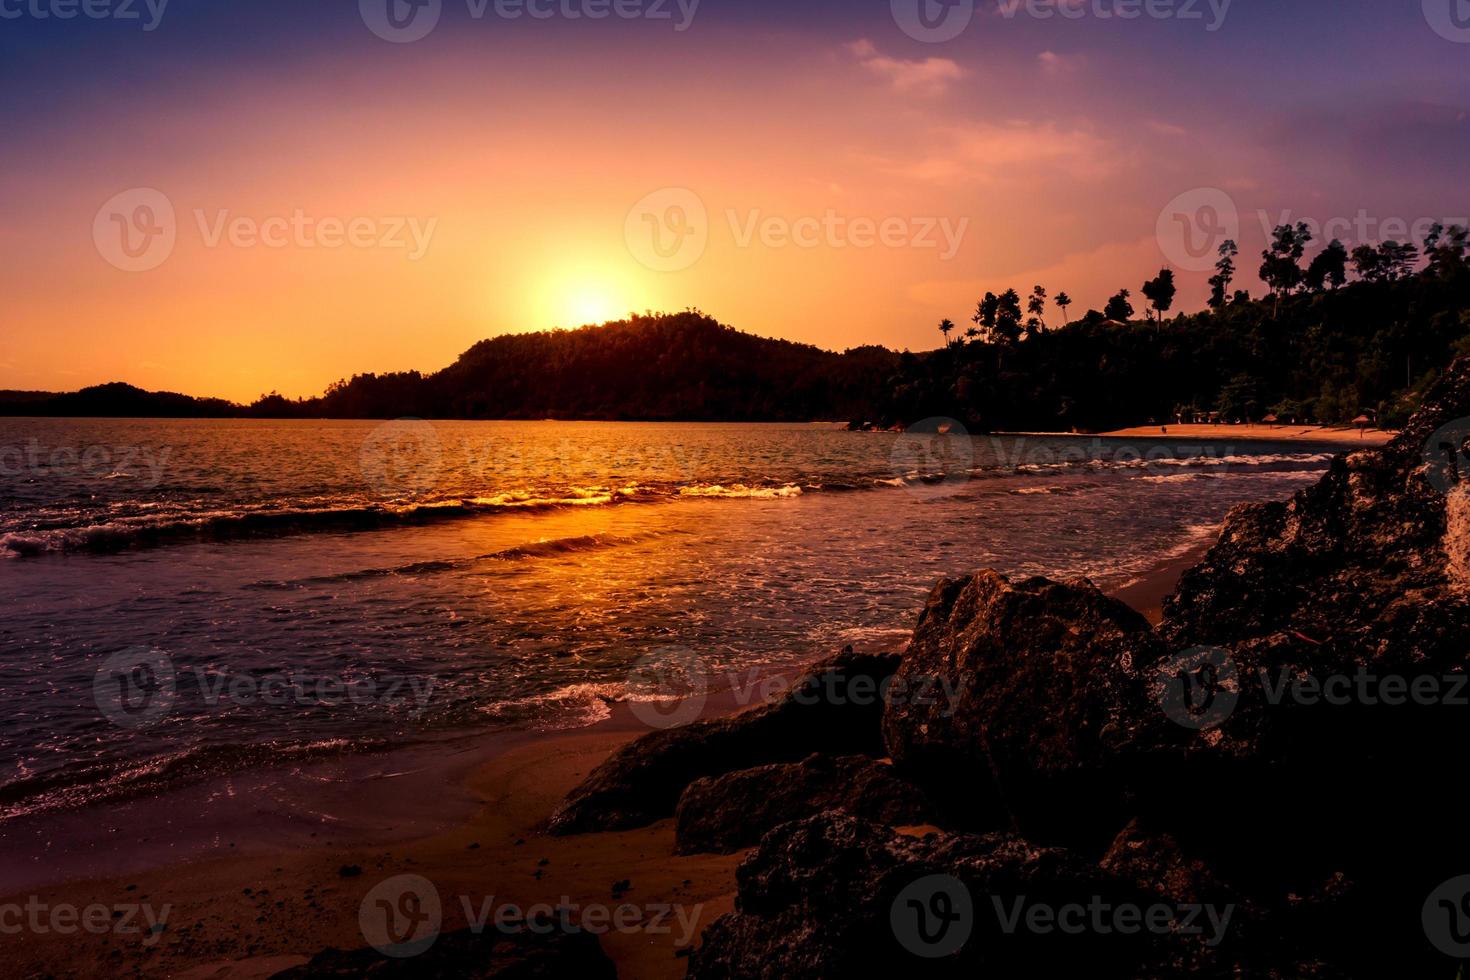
[2, 0, 1467, 401]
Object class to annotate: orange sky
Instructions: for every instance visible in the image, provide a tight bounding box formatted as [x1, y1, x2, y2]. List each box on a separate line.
[3, 9, 1465, 402]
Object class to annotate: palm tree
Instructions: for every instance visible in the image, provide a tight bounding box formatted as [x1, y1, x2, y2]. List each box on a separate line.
[1055, 291, 1072, 327]
[938, 318, 956, 347]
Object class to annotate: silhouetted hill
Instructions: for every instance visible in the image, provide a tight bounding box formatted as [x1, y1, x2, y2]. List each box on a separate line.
[0, 382, 238, 418]
[250, 312, 899, 422]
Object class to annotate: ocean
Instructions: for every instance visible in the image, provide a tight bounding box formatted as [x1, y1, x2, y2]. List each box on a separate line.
[0, 418, 1337, 820]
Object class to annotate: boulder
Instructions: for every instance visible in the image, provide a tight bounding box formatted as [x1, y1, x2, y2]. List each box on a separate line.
[689, 813, 1358, 980]
[674, 753, 933, 855]
[270, 927, 616, 979]
[880, 571, 1174, 853]
[686, 812, 1244, 980]
[548, 647, 900, 835]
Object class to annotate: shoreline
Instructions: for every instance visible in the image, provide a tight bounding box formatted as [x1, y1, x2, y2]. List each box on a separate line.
[998, 423, 1395, 447]
[2, 546, 1207, 978]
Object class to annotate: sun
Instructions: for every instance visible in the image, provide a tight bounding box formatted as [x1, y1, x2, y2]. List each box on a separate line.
[567, 288, 622, 327]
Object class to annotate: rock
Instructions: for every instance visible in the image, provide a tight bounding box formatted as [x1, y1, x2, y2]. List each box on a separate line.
[674, 753, 933, 855]
[1164, 355, 1470, 650]
[690, 813, 1364, 980]
[270, 927, 616, 979]
[1139, 359, 1470, 971]
[689, 812, 1184, 980]
[548, 647, 901, 835]
[880, 571, 1173, 853]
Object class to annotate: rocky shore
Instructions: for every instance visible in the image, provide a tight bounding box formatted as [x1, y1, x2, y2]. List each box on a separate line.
[521, 358, 1470, 977]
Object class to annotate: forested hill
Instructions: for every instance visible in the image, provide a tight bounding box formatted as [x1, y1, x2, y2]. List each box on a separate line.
[302, 313, 897, 421]
[870, 235, 1470, 432]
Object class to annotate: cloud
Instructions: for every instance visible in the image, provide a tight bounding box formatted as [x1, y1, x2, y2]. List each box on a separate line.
[878, 120, 1129, 185]
[848, 39, 966, 97]
[1037, 51, 1084, 77]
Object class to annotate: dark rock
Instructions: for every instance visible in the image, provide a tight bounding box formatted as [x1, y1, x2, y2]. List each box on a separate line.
[548, 647, 901, 835]
[270, 927, 616, 979]
[881, 571, 1173, 853]
[337, 865, 362, 878]
[689, 812, 1170, 980]
[690, 813, 1360, 980]
[674, 753, 934, 855]
[1139, 359, 1470, 972]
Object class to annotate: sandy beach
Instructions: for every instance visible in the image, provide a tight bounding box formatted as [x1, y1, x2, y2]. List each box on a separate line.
[1097, 424, 1394, 446]
[0, 545, 1203, 980]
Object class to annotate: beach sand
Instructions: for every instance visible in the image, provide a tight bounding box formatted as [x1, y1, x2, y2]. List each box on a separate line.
[3, 550, 1206, 979]
[1095, 423, 1394, 446]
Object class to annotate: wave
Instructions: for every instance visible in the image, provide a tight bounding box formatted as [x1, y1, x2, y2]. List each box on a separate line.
[247, 530, 676, 589]
[0, 737, 386, 823]
[0, 450, 1337, 559]
[679, 483, 804, 499]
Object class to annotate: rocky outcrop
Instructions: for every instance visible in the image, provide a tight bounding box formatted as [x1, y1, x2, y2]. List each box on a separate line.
[673, 753, 933, 855]
[880, 572, 1174, 853]
[1165, 355, 1470, 650]
[548, 648, 900, 835]
[271, 927, 617, 979]
[683, 812, 1353, 980]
